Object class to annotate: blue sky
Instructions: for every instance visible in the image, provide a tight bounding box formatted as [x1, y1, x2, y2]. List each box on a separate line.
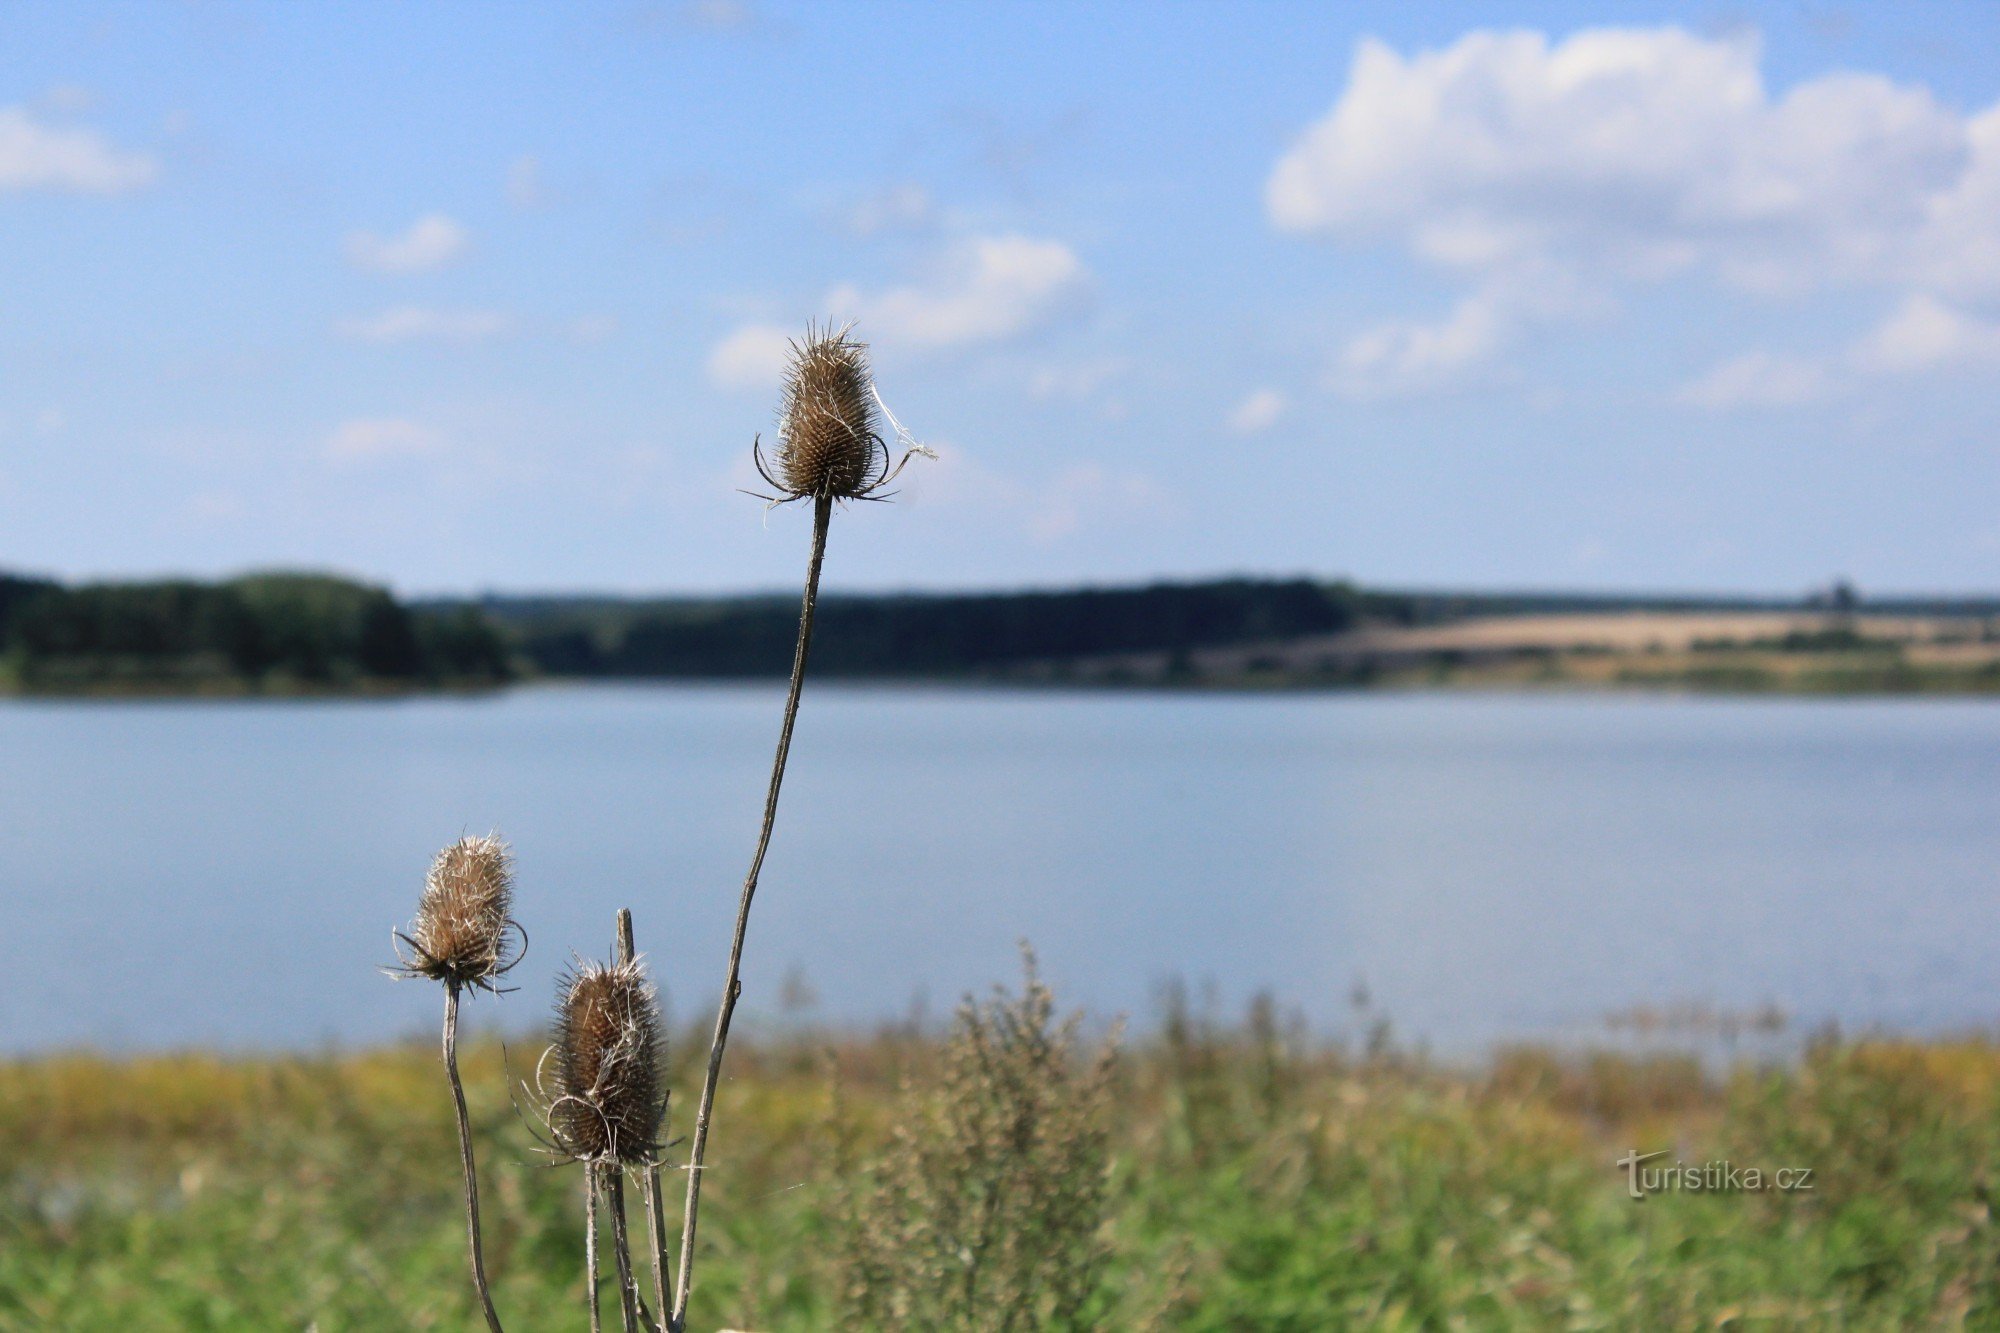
[2, 1, 1998, 597]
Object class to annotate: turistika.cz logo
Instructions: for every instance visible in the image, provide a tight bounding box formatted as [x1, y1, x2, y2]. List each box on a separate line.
[1615, 1149, 1815, 1200]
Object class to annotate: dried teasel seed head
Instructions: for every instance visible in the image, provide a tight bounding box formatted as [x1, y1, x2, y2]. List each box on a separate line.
[542, 957, 667, 1166]
[391, 834, 523, 991]
[751, 322, 932, 504]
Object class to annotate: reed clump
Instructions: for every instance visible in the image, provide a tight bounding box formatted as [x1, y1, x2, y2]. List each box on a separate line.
[834, 948, 1121, 1331]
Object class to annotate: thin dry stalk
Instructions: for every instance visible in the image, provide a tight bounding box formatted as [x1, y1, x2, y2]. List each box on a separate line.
[443, 982, 506, 1333]
[615, 908, 669, 1333]
[608, 1171, 642, 1333]
[586, 1165, 602, 1333]
[644, 1166, 671, 1323]
[673, 491, 833, 1329]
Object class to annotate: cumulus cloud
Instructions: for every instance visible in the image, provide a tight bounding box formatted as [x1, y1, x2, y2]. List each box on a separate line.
[1852, 293, 2000, 373]
[1330, 294, 1508, 399]
[506, 154, 549, 209]
[1677, 295, 2000, 409]
[1227, 388, 1289, 434]
[1270, 28, 1993, 292]
[1269, 26, 2000, 392]
[326, 417, 443, 461]
[827, 234, 1089, 349]
[919, 446, 1174, 544]
[1027, 356, 1130, 401]
[845, 182, 935, 237]
[1676, 351, 1834, 410]
[707, 234, 1091, 388]
[343, 214, 469, 274]
[336, 306, 516, 343]
[0, 106, 156, 193]
[1026, 464, 1172, 542]
[706, 322, 795, 391]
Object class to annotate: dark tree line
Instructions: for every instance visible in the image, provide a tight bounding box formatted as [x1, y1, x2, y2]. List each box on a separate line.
[485, 578, 1394, 679]
[0, 572, 511, 689]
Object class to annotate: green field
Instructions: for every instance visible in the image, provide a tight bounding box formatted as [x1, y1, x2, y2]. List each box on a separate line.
[6, 1011, 2000, 1331]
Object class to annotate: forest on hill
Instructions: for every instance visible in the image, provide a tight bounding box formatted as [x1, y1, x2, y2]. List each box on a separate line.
[0, 572, 510, 693]
[473, 577, 1396, 679]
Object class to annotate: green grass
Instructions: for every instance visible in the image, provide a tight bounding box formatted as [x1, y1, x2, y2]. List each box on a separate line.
[5, 1027, 2000, 1330]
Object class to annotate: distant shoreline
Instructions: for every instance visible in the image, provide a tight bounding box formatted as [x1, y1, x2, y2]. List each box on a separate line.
[9, 568, 2000, 699]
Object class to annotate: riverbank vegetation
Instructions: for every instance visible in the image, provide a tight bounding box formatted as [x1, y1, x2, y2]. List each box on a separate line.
[5, 1009, 1997, 1329]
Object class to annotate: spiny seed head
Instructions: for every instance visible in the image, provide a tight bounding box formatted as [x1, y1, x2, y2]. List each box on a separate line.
[753, 322, 934, 504]
[773, 323, 883, 499]
[391, 835, 522, 991]
[543, 957, 666, 1166]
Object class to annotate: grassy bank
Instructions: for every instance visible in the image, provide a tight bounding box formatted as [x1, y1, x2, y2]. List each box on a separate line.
[5, 1020, 1999, 1330]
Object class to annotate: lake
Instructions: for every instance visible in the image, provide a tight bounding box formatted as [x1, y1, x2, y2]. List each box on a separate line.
[3, 685, 1998, 1057]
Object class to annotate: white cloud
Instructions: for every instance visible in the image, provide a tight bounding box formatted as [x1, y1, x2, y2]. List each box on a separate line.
[918, 446, 1173, 543]
[568, 314, 620, 343]
[706, 322, 794, 391]
[707, 233, 1091, 388]
[0, 106, 156, 194]
[1027, 356, 1130, 400]
[1852, 293, 2000, 374]
[1269, 28, 1993, 295]
[827, 234, 1089, 349]
[506, 154, 549, 209]
[1329, 291, 1508, 398]
[336, 306, 516, 343]
[1681, 293, 2000, 411]
[1269, 27, 2000, 394]
[684, 0, 757, 31]
[1026, 465, 1174, 542]
[1227, 388, 1288, 434]
[1676, 351, 1834, 409]
[38, 86, 97, 114]
[845, 183, 935, 237]
[326, 417, 443, 461]
[343, 214, 469, 274]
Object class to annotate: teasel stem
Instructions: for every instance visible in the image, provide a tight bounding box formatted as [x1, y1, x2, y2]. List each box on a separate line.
[643, 1165, 670, 1329]
[607, 1171, 643, 1333]
[443, 981, 507, 1333]
[615, 908, 670, 1332]
[673, 492, 833, 1330]
[586, 1165, 603, 1333]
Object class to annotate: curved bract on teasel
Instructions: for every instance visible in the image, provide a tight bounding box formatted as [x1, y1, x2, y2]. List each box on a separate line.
[389, 834, 525, 993]
[537, 956, 669, 1168]
[751, 322, 934, 504]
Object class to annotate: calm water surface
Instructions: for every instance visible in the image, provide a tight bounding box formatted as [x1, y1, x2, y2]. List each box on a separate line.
[3, 685, 1998, 1055]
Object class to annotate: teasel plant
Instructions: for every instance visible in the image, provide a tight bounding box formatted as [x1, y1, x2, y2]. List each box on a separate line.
[529, 912, 669, 1333]
[672, 322, 932, 1329]
[385, 834, 526, 1333]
